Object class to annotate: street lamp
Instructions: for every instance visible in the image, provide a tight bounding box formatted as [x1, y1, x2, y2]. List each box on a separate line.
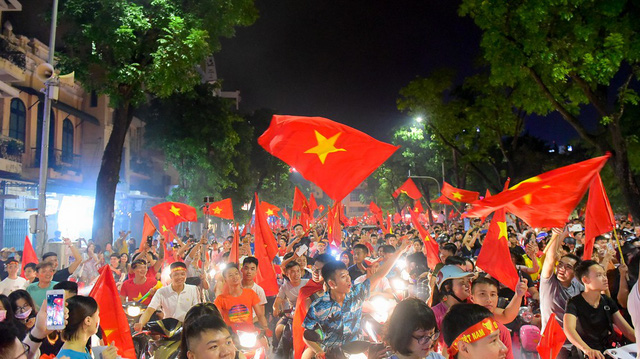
[415, 116, 423, 123]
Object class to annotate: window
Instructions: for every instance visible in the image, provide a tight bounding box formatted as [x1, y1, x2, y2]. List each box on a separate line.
[36, 103, 55, 164]
[62, 119, 73, 163]
[9, 98, 26, 142]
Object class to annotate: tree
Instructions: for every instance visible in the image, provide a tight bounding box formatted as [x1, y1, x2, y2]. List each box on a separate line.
[58, 0, 258, 246]
[459, 0, 640, 220]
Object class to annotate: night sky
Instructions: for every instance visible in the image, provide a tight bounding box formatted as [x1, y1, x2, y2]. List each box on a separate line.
[215, 0, 580, 143]
[215, 0, 483, 141]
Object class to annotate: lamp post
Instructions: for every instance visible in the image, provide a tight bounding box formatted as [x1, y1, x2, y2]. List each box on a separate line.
[35, 0, 59, 255]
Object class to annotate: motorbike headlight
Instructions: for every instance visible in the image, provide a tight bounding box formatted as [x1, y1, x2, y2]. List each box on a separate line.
[209, 268, 217, 277]
[346, 354, 368, 359]
[401, 269, 411, 281]
[395, 258, 407, 270]
[126, 305, 142, 317]
[238, 331, 258, 348]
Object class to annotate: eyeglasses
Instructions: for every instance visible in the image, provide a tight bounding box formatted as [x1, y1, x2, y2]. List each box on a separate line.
[15, 304, 31, 313]
[557, 262, 574, 271]
[13, 342, 29, 359]
[412, 331, 439, 345]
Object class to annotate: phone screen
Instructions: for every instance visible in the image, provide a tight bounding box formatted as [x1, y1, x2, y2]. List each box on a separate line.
[296, 244, 308, 257]
[46, 291, 65, 330]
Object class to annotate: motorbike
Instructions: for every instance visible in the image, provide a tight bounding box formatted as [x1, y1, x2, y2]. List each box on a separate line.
[234, 323, 268, 359]
[511, 305, 541, 359]
[133, 318, 182, 359]
[361, 295, 397, 343]
[123, 301, 144, 327]
[604, 344, 638, 359]
[273, 309, 294, 359]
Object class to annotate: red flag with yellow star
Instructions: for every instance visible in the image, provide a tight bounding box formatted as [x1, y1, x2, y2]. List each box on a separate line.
[442, 182, 479, 203]
[583, 173, 615, 260]
[465, 154, 610, 227]
[205, 198, 234, 220]
[413, 199, 424, 214]
[260, 201, 280, 217]
[151, 202, 198, 231]
[89, 266, 136, 359]
[327, 201, 343, 246]
[409, 210, 440, 270]
[308, 193, 318, 215]
[392, 178, 422, 199]
[258, 115, 399, 201]
[476, 208, 519, 291]
[431, 194, 453, 205]
[254, 194, 279, 295]
[293, 187, 310, 215]
[138, 213, 158, 252]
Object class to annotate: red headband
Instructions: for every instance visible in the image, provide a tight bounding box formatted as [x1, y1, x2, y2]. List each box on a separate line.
[447, 318, 499, 356]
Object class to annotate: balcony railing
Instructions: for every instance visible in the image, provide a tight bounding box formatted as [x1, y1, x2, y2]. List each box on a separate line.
[31, 148, 82, 175]
[0, 135, 24, 162]
[0, 37, 25, 69]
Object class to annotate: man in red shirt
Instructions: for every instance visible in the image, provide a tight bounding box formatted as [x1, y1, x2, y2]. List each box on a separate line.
[120, 259, 158, 305]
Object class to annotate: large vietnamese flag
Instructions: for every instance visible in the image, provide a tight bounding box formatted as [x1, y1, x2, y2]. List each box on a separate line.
[258, 115, 399, 201]
[583, 173, 615, 260]
[205, 198, 234, 220]
[476, 208, 519, 291]
[89, 266, 136, 359]
[21, 236, 38, 278]
[465, 154, 610, 227]
[442, 182, 479, 203]
[392, 178, 423, 199]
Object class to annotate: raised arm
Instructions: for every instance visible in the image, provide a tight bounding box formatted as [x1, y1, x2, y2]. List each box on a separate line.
[368, 237, 410, 288]
[65, 238, 83, 274]
[541, 229, 565, 280]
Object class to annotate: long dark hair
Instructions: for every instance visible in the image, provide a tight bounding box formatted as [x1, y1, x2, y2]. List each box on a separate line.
[62, 296, 98, 341]
[8, 289, 35, 314]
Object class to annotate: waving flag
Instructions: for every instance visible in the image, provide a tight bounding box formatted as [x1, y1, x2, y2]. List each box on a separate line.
[21, 236, 38, 278]
[309, 193, 318, 215]
[151, 202, 197, 231]
[293, 187, 310, 215]
[409, 211, 440, 270]
[431, 194, 453, 205]
[205, 198, 234, 220]
[413, 199, 424, 214]
[464, 154, 610, 227]
[260, 201, 280, 217]
[138, 213, 158, 252]
[253, 194, 279, 295]
[259, 115, 399, 201]
[537, 313, 566, 359]
[583, 173, 615, 260]
[442, 182, 479, 203]
[476, 208, 519, 291]
[392, 178, 422, 199]
[89, 266, 136, 358]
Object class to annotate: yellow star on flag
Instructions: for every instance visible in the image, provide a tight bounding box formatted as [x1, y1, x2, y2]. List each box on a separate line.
[498, 221, 508, 241]
[304, 130, 346, 164]
[509, 176, 542, 205]
[104, 329, 114, 337]
[401, 190, 408, 195]
[266, 209, 274, 216]
[212, 206, 222, 214]
[161, 225, 169, 232]
[169, 205, 181, 216]
[452, 191, 463, 200]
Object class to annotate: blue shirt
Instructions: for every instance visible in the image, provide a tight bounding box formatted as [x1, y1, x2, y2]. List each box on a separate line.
[56, 348, 92, 359]
[303, 278, 371, 350]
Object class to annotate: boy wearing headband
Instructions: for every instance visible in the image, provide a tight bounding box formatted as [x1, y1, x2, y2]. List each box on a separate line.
[442, 303, 508, 359]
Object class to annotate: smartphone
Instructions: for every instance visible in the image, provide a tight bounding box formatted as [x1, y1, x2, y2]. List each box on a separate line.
[296, 244, 308, 257]
[46, 289, 66, 330]
[146, 236, 153, 247]
[568, 224, 582, 233]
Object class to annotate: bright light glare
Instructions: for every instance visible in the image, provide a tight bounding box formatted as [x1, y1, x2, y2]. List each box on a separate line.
[365, 321, 377, 342]
[347, 354, 368, 359]
[415, 117, 423, 123]
[395, 258, 406, 270]
[392, 278, 407, 291]
[58, 195, 95, 240]
[126, 305, 142, 317]
[401, 270, 411, 281]
[238, 331, 258, 348]
[209, 268, 217, 277]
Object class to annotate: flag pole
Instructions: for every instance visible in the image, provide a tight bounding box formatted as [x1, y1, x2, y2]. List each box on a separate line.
[611, 227, 626, 267]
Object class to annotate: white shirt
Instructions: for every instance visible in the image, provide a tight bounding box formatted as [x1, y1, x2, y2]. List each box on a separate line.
[627, 281, 640, 358]
[250, 282, 267, 305]
[148, 284, 200, 322]
[0, 276, 27, 295]
[277, 279, 309, 308]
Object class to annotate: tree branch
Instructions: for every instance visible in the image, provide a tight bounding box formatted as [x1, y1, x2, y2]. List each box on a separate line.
[569, 73, 609, 118]
[527, 66, 602, 150]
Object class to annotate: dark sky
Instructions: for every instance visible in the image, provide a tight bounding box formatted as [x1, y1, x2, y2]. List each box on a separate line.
[215, 0, 484, 140]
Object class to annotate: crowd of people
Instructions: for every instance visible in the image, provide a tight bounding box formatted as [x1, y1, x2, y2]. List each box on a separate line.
[0, 212, 639, 359]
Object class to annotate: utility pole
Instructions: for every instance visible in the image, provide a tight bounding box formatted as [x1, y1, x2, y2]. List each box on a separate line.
[35, 0, 59, 256]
